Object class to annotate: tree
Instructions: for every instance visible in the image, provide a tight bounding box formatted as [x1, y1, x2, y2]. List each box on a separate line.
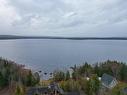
[93, 75, 100, 95]
[33, 72, 40, 84]
[53, 71, 65, 82]
[78, 62, 92, 77]
[15, 85, 25, 95]
[60, 80, 81, 92]
[0, 72, 7, 87]
[25, 71, 37, 86]
[94, 64, 102, 77]
[86, 75, 100, 95]
[65, 71, 70, 80]
[119, 64, 127, 81]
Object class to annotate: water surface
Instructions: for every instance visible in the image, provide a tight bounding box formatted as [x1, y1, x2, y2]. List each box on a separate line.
[0, 39, 127, 73]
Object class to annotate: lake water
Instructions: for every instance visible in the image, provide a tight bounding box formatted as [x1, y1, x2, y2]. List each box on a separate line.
[0, 39, 127, 73]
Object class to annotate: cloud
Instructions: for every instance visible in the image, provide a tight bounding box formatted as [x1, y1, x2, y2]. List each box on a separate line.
[0, 0, 127, 36]
[63, 12, 77, 18]
[0, 0, 20, 34]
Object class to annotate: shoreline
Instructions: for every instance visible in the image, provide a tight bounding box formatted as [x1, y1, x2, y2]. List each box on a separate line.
[0, 35, 127, 40]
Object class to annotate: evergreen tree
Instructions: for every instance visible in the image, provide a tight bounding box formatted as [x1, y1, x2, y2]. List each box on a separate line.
[53, 71, 65, 81]
[65, 71, 70, 80]
[15, 85, 24, 95]
[119, 64, 127, 81]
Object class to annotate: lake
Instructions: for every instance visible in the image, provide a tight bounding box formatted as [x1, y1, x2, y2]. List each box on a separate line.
[0, 39, 127, 74]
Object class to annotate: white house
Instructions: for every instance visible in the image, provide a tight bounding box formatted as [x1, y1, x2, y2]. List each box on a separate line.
[98, 77, 101, 81]
[69, 68, 73, 78]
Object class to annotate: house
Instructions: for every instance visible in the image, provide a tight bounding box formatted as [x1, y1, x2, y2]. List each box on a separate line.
[68, 68, 73, 78]
[26, 87, 51, 95]
[98, 77, 101, 81]
[101, 73, 118, 89]
[120, 87, 127, 95]
[49, 82, 64, 95]
[26, 83, 64, 95]
[64, 91, 80, 95]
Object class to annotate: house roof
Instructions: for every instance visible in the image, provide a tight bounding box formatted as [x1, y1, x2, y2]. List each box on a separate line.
[26, 83, 64, 95]
[64, 91, 80, 95]
[49, 82, 64, 94]
[101, 73, 116, 86]
[26, 87, 50, 95]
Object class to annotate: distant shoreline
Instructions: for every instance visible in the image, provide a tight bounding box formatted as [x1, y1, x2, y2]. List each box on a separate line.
[0, 35, 127, 40]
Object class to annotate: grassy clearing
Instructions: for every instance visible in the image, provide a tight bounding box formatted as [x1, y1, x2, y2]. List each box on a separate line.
[111, 82, 127, 95]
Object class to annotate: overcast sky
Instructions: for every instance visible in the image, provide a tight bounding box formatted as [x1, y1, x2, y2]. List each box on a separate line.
[0, 0, 127, 37]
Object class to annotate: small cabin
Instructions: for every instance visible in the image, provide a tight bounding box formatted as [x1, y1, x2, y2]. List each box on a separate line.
[26, 82, 64, 95]
[26, 87, 50, 95]
[49, 82, 64, 95]
[101, 73, 118, 89]
[64, 91, 80, 95]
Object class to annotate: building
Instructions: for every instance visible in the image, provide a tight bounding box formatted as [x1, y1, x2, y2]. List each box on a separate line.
[68, 68, 73, 78]
[49, 82, 64, 95]
[64, 91, 80, 95]
[26, 87, 51, 95]
[26, 82, 64, 95]
[120, 87, 127, 95]
[98, 77, 101, 81]
[101, 73, 118, 89]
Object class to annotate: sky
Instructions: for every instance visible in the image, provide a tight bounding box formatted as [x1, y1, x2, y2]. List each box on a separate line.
[0, 0, 127, 37]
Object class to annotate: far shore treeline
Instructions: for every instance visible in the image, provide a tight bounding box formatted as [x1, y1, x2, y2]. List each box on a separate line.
[1, 35, 127, 40]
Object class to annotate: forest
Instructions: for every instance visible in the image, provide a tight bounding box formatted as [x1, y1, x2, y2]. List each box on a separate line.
[53, 60, 127, 95]
[0, 57, 40, 95]
[0, 58, 127, 95]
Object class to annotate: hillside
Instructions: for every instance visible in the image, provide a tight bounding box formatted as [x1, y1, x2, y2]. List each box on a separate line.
[0, 57, 40, 95]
